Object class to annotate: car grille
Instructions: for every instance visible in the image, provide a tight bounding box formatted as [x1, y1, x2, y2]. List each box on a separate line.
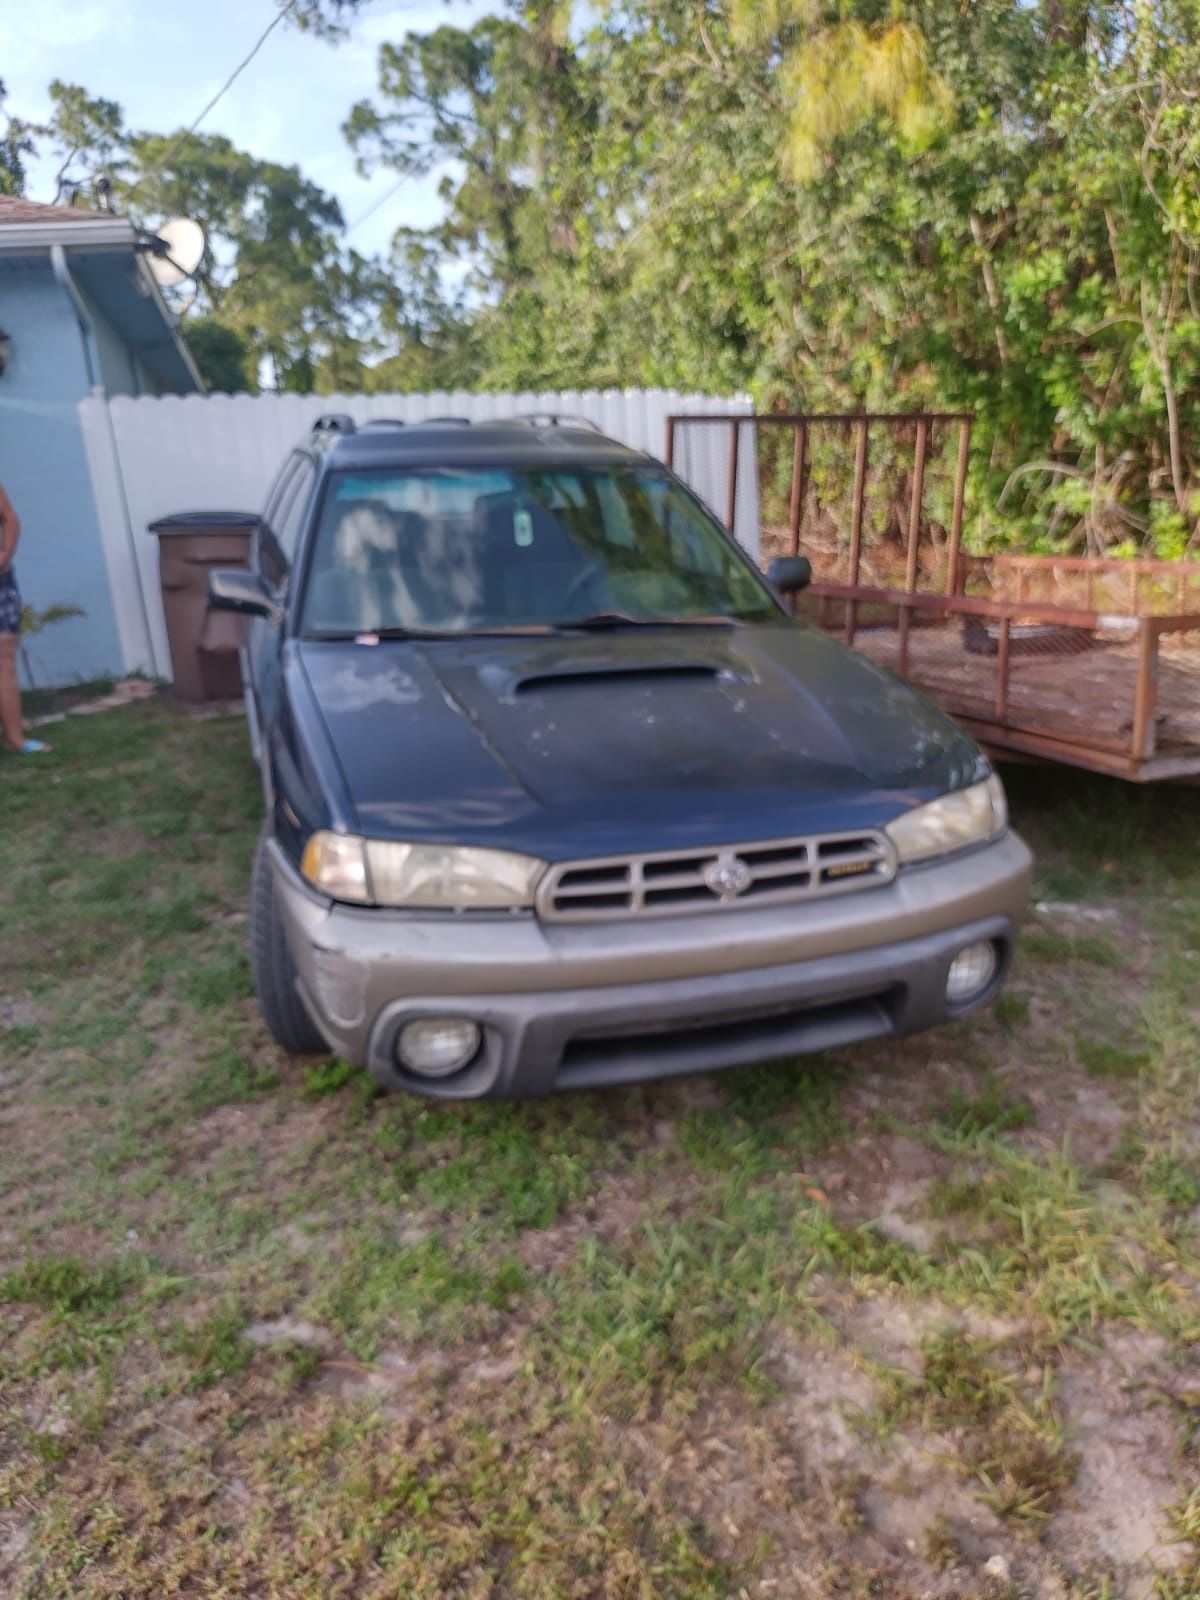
[536, 831, 896, 923]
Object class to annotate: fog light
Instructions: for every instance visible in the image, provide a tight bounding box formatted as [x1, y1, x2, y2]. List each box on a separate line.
[945, 941, 999, 1004]
[397, 1018, 481, 1078]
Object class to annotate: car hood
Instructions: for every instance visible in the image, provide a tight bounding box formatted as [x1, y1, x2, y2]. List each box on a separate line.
[296, 624, 985, 858]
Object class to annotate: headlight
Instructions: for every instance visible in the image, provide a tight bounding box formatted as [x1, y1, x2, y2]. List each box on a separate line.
[885, 773, 1007, 865]
[301, 831, 370, 902]
[301, 831, 545, 909]
[366, 841, 545, 909]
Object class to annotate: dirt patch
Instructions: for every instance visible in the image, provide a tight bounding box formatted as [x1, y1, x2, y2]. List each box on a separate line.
[0, 994, 46, 1029]
[756, 1318, 1193, 1599]
[820, 1131, 944, 1227]
[315, 1344, 453, 1406]
[761, 1332, 1031, 1596]
[179, 1093, 340, 1173]
[1049, 1335, 1192, 1589]
[767, 1334, 878, 1474]
[244, 1316, 333, 1350]
[0, 1517, 31, 1588]
[820, 1289, 953, 1374]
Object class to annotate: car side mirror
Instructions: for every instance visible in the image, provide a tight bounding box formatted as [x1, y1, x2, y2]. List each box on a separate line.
[767, 555, 813, 595]
[208, 568, 274, 618]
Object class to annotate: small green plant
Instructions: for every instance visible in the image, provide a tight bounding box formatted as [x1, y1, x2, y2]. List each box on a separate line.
[938, 1080, 1035, 1139]
[277, 1342, 324, 1385]
[302, 1055, 360, 1098]
[1074, 1032, 1147, 1078]
[1141, 1154, 1200, 1210]
[992, 990, 1030, 1030]
[484, 1258, 528, 1310]
[922, 1513, 961, 1571]
[186, 1046, 278, 1110]
[919, 1330, 1011, 1423]
[18, 600, 85, 687]
[0, 1254, 130, 1314]
[166, 1308, 254, 1391]
[974, 1422, 1077, 1523]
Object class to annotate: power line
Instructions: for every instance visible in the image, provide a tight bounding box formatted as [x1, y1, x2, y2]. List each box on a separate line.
[127, 0, 300, 200]
[345, 174, 407, 239]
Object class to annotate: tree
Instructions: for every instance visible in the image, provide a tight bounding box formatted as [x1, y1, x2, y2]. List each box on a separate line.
[344, 0, 1200, 551]
[183, 318, 257, 393]
[9, 3, 1200, 551]
[0, 79, 39, 196]
[42, 79, 125, 202]
[4, 78, 391, 393]
[364, 231, 479, 391]
[121, 128, 364, 389]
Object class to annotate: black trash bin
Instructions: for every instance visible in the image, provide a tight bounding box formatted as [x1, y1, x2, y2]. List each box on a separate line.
[149, 511, 259, 702]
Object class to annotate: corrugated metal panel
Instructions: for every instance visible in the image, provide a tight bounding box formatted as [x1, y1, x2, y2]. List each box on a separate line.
[81, 388, 757, 680]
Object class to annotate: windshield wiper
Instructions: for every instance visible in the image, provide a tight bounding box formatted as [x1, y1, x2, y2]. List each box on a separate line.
[305, 624, 557, 642]
[549, 611, 742, 633]
[304, 614, 760, 642]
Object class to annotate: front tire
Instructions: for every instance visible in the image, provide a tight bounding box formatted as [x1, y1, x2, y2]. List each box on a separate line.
[250, 832, 327, 1054]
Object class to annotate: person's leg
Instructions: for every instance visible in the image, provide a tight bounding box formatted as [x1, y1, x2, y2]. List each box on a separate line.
[0, 633, 25, 750]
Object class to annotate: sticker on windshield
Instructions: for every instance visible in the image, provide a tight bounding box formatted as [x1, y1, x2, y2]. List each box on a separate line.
[513, 510, 534, 547]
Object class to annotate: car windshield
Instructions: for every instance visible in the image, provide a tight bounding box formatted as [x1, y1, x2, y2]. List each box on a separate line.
[299, 465, 779, 637]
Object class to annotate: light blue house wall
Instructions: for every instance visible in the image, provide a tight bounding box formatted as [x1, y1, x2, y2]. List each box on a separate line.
[0, 261, 124, 685]
[82, 279, 157, 400]
[0, 200, 201, 689]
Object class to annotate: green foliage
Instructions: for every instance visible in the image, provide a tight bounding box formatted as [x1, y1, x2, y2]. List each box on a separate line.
[1022, 926, 1124, 970]
[19, 601, 85, 637]
[337, 0, 1200, 550]
[10, 80, 390, 394]
[10, 2, 1200, 548]
[937, 1079, 1036, 1139]
[1074, 1031, 1148, 1078]
[182, 317, 256, 393]
[44, 79, 124, 192]
[165, 1307, 254, 1391]
[0, 77, 39, 195]
[0, 1254, 131, 1314]
[18, 601, 87, 688]
[185, 1046, 279, 1112]
[301, 1055, 361, 1098]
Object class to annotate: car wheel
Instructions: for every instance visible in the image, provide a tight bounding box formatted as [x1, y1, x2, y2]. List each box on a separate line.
[250, 831, 327, 1055]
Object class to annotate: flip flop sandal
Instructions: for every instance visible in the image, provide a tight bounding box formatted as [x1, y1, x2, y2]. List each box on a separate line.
[10, 738, 50, 754]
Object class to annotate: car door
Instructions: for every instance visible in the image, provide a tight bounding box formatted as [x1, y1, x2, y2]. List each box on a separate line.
[246, 452, 316, 758]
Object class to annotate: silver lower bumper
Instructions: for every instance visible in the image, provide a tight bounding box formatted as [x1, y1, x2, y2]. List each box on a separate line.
[270, 830, 1032, 1098]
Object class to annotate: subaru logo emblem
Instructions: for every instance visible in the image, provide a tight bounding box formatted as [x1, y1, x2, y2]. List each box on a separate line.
[704, 855, 753, 898]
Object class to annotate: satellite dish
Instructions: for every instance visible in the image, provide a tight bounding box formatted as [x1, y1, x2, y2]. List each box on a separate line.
[146, 217, 205, 287]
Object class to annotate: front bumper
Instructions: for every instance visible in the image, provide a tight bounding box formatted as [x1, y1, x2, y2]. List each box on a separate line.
[271, 830, 1032, 1098]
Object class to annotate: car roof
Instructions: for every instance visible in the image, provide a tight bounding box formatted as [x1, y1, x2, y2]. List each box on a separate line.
[308, 416, 654, 473]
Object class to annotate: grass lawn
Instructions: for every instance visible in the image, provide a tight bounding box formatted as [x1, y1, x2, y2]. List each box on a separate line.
[2, 698, 1200, 1599]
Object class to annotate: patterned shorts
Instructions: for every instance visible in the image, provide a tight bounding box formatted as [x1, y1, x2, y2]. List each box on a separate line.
[0, 567, 21, 635]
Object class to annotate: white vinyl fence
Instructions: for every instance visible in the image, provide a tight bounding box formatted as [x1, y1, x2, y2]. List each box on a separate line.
[80, 388, 758, 682]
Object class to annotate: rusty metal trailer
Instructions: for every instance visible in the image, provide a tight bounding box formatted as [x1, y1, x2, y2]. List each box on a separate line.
[667, 411, 1200, 782]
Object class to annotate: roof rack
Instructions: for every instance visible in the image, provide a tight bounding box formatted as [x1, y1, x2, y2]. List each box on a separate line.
[511, 413, 602, 432]
[311, 413, 356, 437]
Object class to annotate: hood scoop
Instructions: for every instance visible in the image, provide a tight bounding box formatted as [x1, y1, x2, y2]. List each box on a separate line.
[513, 661, 725, 695]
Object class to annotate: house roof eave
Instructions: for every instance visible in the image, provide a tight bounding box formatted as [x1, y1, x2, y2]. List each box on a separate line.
[132, 253, 206, 394]
[0, 218, 136, 253]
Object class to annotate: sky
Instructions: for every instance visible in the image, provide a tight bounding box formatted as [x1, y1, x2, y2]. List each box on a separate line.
[0, 0, 497, 259]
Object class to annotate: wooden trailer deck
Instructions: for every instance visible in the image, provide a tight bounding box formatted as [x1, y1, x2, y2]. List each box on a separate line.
[797, 588, 1200, 782]
[667, 410, 1200, 782]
